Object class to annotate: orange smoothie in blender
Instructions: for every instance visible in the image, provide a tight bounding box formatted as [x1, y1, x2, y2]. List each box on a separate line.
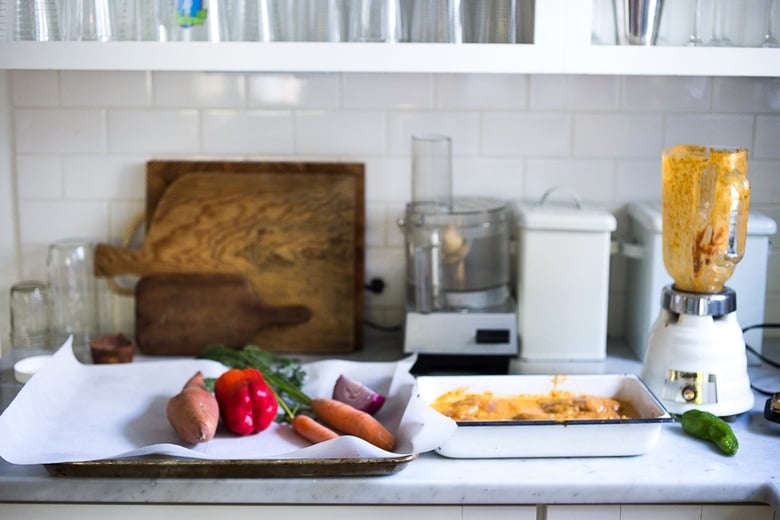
[661, 145, 751, 294]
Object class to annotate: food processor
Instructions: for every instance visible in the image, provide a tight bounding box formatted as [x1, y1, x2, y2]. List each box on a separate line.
[399, 134, 517, 374]
[641, 145, 754, 417]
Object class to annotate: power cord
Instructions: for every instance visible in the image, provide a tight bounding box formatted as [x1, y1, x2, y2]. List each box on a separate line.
[742, 323, 780, 423]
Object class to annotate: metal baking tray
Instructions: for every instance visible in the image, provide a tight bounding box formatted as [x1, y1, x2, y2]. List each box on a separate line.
[416, 374, 672, 458]
[45, 453, 416, 478]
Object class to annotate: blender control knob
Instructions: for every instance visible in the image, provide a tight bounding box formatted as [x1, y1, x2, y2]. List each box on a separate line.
[681, 385, 698, 402]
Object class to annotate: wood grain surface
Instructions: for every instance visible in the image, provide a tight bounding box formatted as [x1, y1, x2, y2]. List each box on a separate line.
[135, 273, 312, 356]
[95, 161, 365, 353]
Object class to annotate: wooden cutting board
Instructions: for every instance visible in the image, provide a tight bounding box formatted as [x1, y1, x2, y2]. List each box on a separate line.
[95, 161, 365, 354]
[135, 273, 313, 356]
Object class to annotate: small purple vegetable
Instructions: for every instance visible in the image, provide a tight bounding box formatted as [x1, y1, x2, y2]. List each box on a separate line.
[332, 374, 386, 415]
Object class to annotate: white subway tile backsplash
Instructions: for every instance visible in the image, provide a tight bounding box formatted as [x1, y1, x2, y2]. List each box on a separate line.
[15, 109, 107, 154]
[295, 111, 386, 154]
[202, 110, 293, 154]
[107, 109, 199, 153]
[60, 71, 152, 107]
[575, 113, 662, 158]
[364, 246, 406, 308]
[18, 201, 110, 244]
[663, 114, 754, 149]
[16, 156, 62, 199]
[62, 156, 146, 200]
[343, 73, 433, 109]
[530, 75, 619, 111]
[109, 202, 146, 243]
[153, 72, 245, 108]
[713, 77, 780, 113]
[435, 74, 527, 110]
[248, 73, 340, 109]
[363, 157, 410, 202]
[385, 201, 407, 248]
[622, 76, 710, 112]
[387, 111, 481, 155]
[454, 158, 525, 199]
[525, 159, 615, 203]
[483, 113, 571, 157]
[6, 71, 780, 344]
[754, 115, 780, 159]
[11, 71, 59, 107]
[614, 159, 662, 203]
[747, 160, 780, 204]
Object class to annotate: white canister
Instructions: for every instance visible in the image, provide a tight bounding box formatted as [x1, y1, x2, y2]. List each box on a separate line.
[514, 193, 617, 361]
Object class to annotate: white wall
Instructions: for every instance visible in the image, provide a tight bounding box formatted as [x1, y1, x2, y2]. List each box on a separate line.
[4, 71, 780, 349]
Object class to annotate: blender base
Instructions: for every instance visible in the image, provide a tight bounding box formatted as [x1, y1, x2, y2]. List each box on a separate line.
[641, 307, 754, 417]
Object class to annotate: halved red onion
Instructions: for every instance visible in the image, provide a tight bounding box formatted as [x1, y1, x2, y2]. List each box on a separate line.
[332, 374, 386, 415]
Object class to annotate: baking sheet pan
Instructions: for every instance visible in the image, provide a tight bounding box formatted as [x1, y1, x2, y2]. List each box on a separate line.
[0, 339, 457, 477]
[45, 454, 417, 478]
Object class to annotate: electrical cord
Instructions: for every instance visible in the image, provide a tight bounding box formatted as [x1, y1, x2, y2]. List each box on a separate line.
[742, 323, 780, 397]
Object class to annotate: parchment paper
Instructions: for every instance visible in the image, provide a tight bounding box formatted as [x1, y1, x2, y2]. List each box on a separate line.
[0, 338, 457, 465]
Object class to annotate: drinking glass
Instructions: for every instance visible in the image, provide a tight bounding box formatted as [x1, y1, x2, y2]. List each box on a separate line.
[463, 0, 517, 43]
[229, 0, 278, 41]
[60, 0, 115, 41]
[409, 0, 463, 43]
[763, 0, 778, 47]
[348, 0, 403, 42]
[14, 0, 59, 41]
[9, 280, 51, 350]
[47, 240, 99, 361]
[688, 0, 703, 45]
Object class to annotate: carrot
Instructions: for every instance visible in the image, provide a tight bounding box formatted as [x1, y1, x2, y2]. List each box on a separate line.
[311, 398, 396, 451]
[166, 371, 220, 444]
[291, 414, 340, 444]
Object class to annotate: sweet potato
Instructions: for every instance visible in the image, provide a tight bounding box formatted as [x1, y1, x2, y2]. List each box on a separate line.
[166, 371, 220, 444]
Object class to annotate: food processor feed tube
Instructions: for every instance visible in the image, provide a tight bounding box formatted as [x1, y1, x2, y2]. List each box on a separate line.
[641, 145, 754, 417]
[410, 134, 452, 313]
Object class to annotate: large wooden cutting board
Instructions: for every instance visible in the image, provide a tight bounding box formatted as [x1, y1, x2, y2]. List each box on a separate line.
[95, 161, 365, 354]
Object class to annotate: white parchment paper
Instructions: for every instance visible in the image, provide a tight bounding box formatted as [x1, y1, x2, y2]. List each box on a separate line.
[0, 338, 457, 464]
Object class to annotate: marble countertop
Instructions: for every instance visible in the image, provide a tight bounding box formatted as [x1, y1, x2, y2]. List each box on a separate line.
[0, 331, 778, 509]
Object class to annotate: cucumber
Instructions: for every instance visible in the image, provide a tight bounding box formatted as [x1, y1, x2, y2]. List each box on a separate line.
[679, 409, 739, 456]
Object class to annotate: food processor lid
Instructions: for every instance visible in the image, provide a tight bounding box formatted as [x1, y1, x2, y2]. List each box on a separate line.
[628, 202, 777, 236]
[405, 197, 509, 227]
[661, 285, 737, 316]
[514, 201, 617, 232]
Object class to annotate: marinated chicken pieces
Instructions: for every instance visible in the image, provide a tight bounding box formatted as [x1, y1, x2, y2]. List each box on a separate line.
[431, 388, 636, 421]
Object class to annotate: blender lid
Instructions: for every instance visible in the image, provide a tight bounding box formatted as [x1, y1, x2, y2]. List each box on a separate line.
[628, 202, 777, 236]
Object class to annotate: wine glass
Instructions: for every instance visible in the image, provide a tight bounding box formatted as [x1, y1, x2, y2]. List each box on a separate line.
[763, 0, 778, 47]
[688, 0, 703, 46]
[709, 0, 732, 46]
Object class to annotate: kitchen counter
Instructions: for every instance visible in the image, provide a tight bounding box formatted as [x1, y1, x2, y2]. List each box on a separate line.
[0, 331, 778, 512]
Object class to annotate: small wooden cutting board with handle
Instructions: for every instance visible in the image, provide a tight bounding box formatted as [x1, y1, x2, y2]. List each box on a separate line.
[135, 273, 312, 356]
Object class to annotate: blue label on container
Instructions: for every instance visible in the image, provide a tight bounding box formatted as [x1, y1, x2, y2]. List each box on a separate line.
[176, 0, 207, 28]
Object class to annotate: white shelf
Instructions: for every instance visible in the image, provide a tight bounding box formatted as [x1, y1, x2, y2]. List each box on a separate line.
[0, 40, 778, 76]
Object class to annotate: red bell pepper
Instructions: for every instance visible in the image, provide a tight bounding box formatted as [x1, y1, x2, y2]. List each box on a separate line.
[214, 368, 278, 436]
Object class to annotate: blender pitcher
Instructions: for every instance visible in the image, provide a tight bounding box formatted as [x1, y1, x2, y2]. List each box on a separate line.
[661, 145, 751, 294]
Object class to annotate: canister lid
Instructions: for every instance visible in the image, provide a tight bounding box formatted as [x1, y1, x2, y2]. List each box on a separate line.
[627, 202, 777, 236]
[514, 201, 617, 232]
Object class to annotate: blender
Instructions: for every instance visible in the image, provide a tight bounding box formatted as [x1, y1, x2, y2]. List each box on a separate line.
[641, 145, 754, 417]
[399, 134, 517, 374]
